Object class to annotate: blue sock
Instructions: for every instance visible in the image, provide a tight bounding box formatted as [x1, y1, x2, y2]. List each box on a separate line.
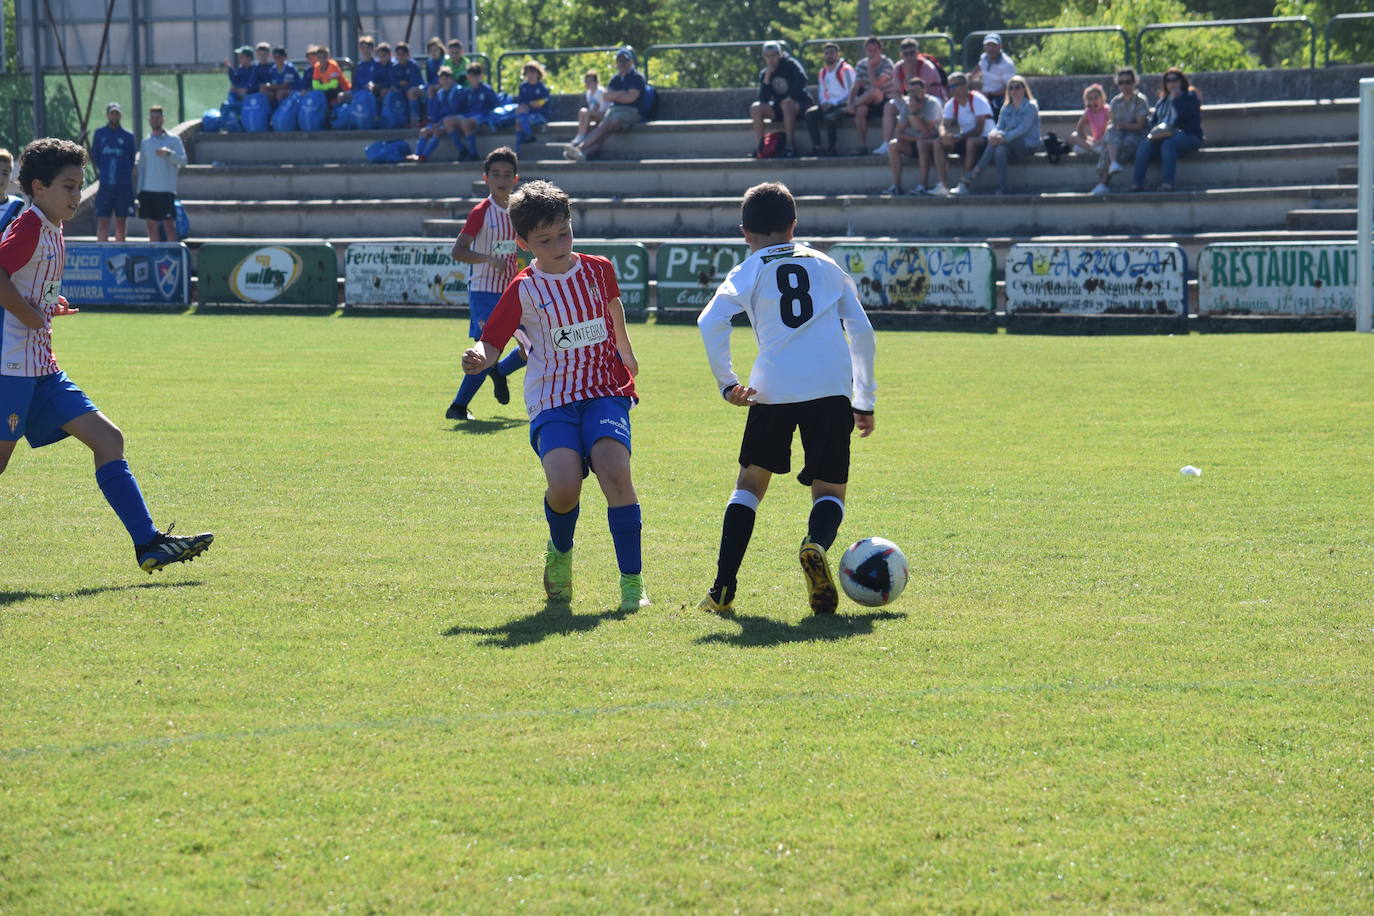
[466, 134, 479, 158]
[95, 459, 159, 545]
[546, 499, 579, 553]
[497, 350, 527, 378]
[408, 97, 421, 122]
[607, 503, 642, 575]
[452, 366, 490, 406]
[416, 136, 433, 158]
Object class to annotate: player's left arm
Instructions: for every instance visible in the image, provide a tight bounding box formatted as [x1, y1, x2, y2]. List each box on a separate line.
[605, 295, 638, 377]
[837, 275, 877, 436]
[166, 138, 188, 169]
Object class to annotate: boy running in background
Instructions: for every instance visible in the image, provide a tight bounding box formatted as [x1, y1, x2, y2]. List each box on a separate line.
[446, 147, 527, 420]
[460, 180, 647, 612]
[0, 139, 212, 572]
[697, 181, 876, 615]
[0, 150, 25, 234]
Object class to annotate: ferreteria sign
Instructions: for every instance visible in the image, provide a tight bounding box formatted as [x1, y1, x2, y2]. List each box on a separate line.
[828, 243, 996, 312]
[1199, 243, 1357, 315]
[1005, 244, 1187, 315]
[344, 242, 468, 306]
[198, 243, 337, 307]
[656, 243, 749, 310]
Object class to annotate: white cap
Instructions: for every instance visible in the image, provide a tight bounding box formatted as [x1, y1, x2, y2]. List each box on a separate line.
[106, 101, 122, 113]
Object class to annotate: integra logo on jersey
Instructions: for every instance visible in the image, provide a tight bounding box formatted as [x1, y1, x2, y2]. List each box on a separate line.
[229, 247, 303, 303]
[551, 317, 608, 351]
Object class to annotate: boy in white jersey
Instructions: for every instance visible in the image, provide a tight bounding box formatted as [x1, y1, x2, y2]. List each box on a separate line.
[460, 180, 647, 612]
[697, 182, 876, 615]
[0, 139, 212, 572]
[446, 147, 528, 421]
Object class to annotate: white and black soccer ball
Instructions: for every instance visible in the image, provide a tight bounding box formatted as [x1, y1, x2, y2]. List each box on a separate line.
[838, 537, 909, 607]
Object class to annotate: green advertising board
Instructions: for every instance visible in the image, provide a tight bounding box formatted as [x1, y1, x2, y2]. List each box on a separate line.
[579, 243, 651, 310]
[655, 243, 749, 311]
[1199, 242, 1357, 316]
[828, 243, 996, 312]
[197, 243, 337, 307]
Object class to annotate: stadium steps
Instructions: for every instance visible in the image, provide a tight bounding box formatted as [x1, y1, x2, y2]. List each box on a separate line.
[1285, 209, 1356, 230]
[186, 100, 1359, 166]
[176, 142, 1356, 202]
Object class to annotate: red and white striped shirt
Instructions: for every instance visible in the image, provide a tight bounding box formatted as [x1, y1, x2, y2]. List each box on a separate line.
[0, 207, 64, 377]
[459, 196, 519, 294]
[482, 253, 636, 418]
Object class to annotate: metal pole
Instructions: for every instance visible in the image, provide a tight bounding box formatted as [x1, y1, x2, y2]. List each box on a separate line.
[130, 0, 143, 142]
[29, 0, 45, 138]
[1358, 78, 1373, 334]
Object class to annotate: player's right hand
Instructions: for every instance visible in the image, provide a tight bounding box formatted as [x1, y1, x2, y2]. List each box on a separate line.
[725, 385, 757, 407]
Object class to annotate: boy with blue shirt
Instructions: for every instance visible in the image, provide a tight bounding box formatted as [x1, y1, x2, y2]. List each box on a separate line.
[223, 46, 258, 100]
[407, 68, 463, 162]
[90, 102, 136, 242]
[351, 36, 382, 99]
[262, 47, 300, 104]
[370, 43, 395, 95]
[391, 43, 426, 128]
[0, 150, 25, 235]
[0, 138, 212, 573]
[251, 43, 274, 90]
[513, 61, 552, 149]
[453, 64, 499, 161]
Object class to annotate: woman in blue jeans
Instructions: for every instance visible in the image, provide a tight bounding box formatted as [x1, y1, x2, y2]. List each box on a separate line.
[1131, 68, 1203, 192]
[954, 76, 1042, 195]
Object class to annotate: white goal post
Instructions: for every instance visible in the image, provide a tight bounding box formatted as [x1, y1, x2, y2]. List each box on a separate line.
[1359, 78, 1374, 333]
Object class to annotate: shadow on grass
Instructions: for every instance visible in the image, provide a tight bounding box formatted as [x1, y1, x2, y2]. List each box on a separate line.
[0, 580, 206, 607]
[446, 417, 525, 435]
[696, 609, 907, 648]
[443, 598, 640, 648]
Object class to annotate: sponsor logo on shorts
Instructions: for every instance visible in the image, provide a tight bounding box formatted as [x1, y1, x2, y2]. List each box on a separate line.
[7, 413, 18, 433]
[599, 415, 630, 439]
[551, 317, 608, 351]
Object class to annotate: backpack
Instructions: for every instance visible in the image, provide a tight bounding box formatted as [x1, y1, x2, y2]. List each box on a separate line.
[637, 83, 658, 120]
[364, 138, 410, 163]
[756, 131, 785, 158]
[174, 200, 190, 240]
[1041, 131, 1072, 163]
[200, 108, 224, 133]
[378, 89, 408, 129]
[348, 89, 378, 130]
[296, 90, 328, 131]
[270, 93, 301, 132]
[240, 92, 270, 133]
[918, 53, 948, 89]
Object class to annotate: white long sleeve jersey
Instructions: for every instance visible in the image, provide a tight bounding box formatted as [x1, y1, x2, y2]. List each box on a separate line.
[698, 241, 876, 412]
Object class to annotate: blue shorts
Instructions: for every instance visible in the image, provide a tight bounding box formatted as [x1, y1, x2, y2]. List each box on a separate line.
[529, 396, 632, 473]
[94, 184, 135, 219]
[0, 371, 98, 448]
[468, 290, 501, 339]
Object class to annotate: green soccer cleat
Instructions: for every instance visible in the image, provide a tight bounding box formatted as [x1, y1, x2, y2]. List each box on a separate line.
[543, 539, 573, 600]
[799, 541, 839, 615]
[619, 573, 650, 612]
[696, 582, 735, 615]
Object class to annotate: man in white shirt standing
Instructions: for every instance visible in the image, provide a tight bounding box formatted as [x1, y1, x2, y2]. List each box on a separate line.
[134, 106, 187, 241]
[697, 182, 877, 617]
[969, 33, 1016, 118]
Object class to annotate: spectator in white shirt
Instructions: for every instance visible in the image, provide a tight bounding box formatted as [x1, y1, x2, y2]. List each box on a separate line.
[843, 36, 896, 154]
[133, 106, 186, 241]
[571, 70, 608, 147]
[969, 33, 1016, 118]
[803, 42, 854, 156]
[940, 72, 993, 178]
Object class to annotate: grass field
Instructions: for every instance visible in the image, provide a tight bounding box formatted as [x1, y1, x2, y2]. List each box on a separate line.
[2, 314, 1371, 913]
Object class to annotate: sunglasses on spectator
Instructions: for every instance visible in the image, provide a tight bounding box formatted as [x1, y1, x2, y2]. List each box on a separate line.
[1164, 76, 1182, 82]
[1117, 78, 1134, 85]
[1009, 83, 1026, 91]
[901, 49, 917, 56]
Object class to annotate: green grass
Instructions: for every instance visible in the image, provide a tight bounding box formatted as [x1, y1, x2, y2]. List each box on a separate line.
[2, 314, 1372, 913]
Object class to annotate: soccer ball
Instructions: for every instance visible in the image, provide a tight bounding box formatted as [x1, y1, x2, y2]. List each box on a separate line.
[838, 537, 909, 607]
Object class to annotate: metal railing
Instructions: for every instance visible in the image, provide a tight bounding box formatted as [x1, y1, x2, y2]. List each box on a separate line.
[961, 27, 1131, 71]
[494, 46, 621, 92]
[800, 33, 957, 70]
[1136, 16, 1316, 72]
[1324, 12, 1374, 67]
[643, 40, 789, 86]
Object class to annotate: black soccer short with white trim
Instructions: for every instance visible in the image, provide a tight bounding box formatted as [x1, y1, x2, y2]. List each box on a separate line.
[738, 395, 854, 486]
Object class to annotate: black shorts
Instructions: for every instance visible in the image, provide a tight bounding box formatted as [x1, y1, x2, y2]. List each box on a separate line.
[137, 191, 175, 221]
[739, 395, 854, 486]
[767, 98, 811, 120]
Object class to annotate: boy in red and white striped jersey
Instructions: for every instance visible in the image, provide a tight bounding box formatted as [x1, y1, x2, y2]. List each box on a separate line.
[446, 148, 527, 421]
[0, 138, 212, 573]
[461, 180, 646, 611]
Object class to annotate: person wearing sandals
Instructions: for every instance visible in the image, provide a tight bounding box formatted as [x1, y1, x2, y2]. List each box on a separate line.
[1131, 68, 1203, 192]
[953, 76, 1041, 195]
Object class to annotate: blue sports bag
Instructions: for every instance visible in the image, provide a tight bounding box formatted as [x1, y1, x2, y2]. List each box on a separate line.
[240, 93, 270, 133]
[364, 139, 410, 163]
[296, 90, 328, 132]
[349, 90, 379, 130]
[378, 90, 408, 129]
[270, 93, 301, 132]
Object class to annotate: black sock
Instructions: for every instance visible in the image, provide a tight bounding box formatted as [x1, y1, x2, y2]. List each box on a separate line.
[806, 497, 844, 551]
[714, 501, 757, 592]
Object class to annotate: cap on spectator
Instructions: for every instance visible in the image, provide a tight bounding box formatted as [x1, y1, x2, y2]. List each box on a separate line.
[106, 101, 122, 113]
[984, 33, 1003, 47]
[762, 40, 782, 55]
[235, 45, 253, 56]
[523, 60, 545, 78]
[272, 47, 287, 56]
[615, 46, 636, 64]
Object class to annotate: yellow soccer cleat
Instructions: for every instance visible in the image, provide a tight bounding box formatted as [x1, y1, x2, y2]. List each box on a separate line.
[696, 582, 735, 615]
[543, 540, 573, 601]
[799, 542, 838, 615]
[619, 573, 650, 612]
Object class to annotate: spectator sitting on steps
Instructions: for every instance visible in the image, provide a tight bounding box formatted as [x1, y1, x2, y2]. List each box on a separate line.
[1092, 68, 1150, 196]
[877, 37, 947, 155]
[1069, 83, 1108, 158]
[940, 73, 992, 183]
[883, 77, 948, 196]
[954, 76, 1042, 195]
[750, 41, 810, 159]
[843, 36, 895, 155]
[565, 46, 646, 162]
[803, 42, 854, 156]
[570, 70, 608, 148]
[1131, 67, 1204, 193]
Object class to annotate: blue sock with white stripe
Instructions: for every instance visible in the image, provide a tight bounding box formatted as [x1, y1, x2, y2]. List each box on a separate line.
[607, 503, 642, 575]
[95, 459, 159, 545]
